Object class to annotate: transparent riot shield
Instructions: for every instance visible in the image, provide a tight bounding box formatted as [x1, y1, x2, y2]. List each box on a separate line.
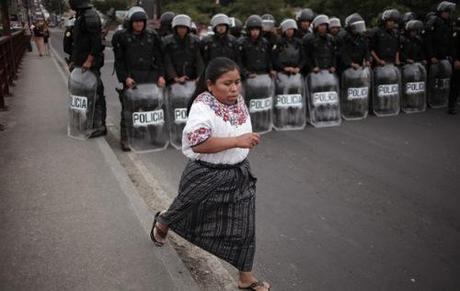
[167, 81, 196, 150]
[306, 70, 341, 128]
[341, 67, 371, 120]
[401, 63, 427, 113]
[372, 64, 401, 117]
[243, 74, 274, 134]
[428, 59, 452, 108]
[273, 73, 306, 131]
[67, 68, 98, 140]
[124, 84, 169, 153]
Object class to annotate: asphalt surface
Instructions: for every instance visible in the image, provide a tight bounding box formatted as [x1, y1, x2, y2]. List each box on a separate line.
[51, 29, 460, 291]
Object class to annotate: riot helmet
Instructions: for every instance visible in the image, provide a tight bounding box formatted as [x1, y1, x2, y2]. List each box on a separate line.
[296, 8, 315, 22]
[246, 15, 263, 30]
[280, 19, 298, 34]
[172, 14, 192, 29]
[312, 14, 329, 30]
[262, 14, 276, 31]
[345, 13, 366, 34]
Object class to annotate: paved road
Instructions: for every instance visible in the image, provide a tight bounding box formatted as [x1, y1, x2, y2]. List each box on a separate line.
[51, 29, 460, 290]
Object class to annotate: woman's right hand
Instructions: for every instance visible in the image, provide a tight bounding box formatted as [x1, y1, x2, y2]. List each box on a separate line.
[236, 133, 261, 149]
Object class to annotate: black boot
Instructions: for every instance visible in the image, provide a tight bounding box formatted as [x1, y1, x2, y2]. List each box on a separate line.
[88, 125, 107, 138]
[448, 107, 457, 115]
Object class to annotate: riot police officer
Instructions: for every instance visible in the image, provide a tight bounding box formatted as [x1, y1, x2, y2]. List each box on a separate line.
[295, 8, 315, 39]
[303, 15, 336, 74]
[272, 19, 305, 74]
[112, 6, 165, 150]
[400, 20, 426, 64]
[371, 9, 401, 66]
[328, 17, 342, 37]
[201, 13, 240, 65]
[329, 17, 346, 74]
[261, 14, 279, 47]
[238, 15, 275, 79]
[69, 0, 106, 137]
[158, 11, 175, 38]
[340, 13, 371, 71]
[425, 2, 455, 67]
[230, 17, 243, 38]
[401, 11, 417, 35]
[163, 14, 204, 84]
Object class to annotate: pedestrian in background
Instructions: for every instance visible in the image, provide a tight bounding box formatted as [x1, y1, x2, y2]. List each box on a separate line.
[32, 21, 45, 57]
[43, 21, 50, 56]
[22, 21, 33, 52]
[151, 57, 271, 291]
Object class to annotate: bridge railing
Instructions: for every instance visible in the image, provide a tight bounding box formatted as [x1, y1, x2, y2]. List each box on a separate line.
[0, 30, 27, 110]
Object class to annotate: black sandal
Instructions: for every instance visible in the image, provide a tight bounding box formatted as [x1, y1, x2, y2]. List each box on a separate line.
[150, 211, 167, 247]
[238, 281, 271, 290]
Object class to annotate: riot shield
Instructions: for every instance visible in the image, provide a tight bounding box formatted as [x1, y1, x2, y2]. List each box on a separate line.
[273, 73, 306, 131]
[372, 64, 401, 117]
[341, 67, 371, 120]
[306, 70, 341, 128]
[124, 84, 169, 153]
[401, 63, 427, 113]
[428, 59, 452, 108]
[243, 74, 274, 134]
[67, 68, 98, 140]
[167, 81, 196, 150]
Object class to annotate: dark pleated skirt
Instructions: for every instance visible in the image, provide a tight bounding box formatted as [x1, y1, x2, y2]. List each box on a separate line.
[158, 158, 257, 272]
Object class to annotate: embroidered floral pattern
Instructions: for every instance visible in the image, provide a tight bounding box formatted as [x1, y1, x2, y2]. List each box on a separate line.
[187, 127, 212, 147]
[194, 92, 248, 126]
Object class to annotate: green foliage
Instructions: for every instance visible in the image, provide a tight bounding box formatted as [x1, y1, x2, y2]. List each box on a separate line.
[163, 0, 294, 25]
[42, 0, 69, 14]
[161, 0, 442, 27]
[92, 0, 130, 14]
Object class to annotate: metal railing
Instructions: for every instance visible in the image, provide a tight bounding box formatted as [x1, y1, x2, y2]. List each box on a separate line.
[0, 29, 27, 110]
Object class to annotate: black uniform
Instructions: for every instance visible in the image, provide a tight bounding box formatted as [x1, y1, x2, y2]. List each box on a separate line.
[370, 27, 400, 63]
[424, 15, 454, 61]
[333, 30, 347, 73]
[63, 25, 74, 63]
[295, 28, 311, 40]
[238, 36, 273, 78]
[400, 35, 426, 63]
[200, 33, 240, 65]
[303, 32, 336, 73]
[163, 34, 204, 83]
[262, 31, 280, 48]
[112, 28, 165, 142]
[113, 28, 164, 84]
[340, 31, 371, 70]
[272, 36, 305, 72]
[72, 5, 106, 132]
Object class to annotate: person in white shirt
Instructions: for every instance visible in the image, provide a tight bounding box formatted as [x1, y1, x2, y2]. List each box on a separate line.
[150, 57, 270, 291]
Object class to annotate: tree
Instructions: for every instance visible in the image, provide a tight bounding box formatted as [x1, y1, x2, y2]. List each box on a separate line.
[92, 0, 130, 14]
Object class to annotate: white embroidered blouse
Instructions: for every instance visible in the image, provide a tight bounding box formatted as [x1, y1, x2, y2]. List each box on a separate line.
[182, 91, 252, 165]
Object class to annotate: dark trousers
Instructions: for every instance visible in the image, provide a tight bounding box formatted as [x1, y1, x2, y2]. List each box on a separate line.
[449, 69, 460, 109]
[92, 70, 106, 128]
[117, 88, 128, 142]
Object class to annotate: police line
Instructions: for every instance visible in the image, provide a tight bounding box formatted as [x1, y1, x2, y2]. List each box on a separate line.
[68, 61, 452, 152]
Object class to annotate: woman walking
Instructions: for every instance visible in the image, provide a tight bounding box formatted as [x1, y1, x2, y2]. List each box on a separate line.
[32, 21, 45, 57]
[150, 57, 270, 291]
[43, 21, 50, 56]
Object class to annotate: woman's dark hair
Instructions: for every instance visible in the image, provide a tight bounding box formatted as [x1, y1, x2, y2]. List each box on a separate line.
[187, 57, 240, 113]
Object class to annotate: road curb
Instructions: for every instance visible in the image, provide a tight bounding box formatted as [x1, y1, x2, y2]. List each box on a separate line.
[49, 42, 201, 291]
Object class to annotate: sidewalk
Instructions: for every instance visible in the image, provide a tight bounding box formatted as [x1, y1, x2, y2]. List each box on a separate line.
[0, 50, 199, 290]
